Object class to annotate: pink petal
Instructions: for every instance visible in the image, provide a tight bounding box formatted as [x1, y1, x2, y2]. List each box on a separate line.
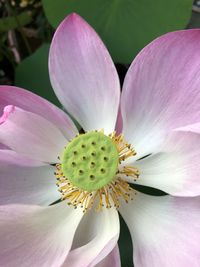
[121, 30, 200, 159]
[0, 150, 60, 205]
[63, 208, 119, 267]
[0, 105, 67, 162]
[49, 13, 120, 134]
[0, 105, 15, 124]
[119, 193, 200, 267]
[0, 149, 43, 166]
[0, 202, 83, 267]
[0, 143, 10, 149]
[175, 122, 200, 134]
[125, 131, 200, 196]
[93, 245, 121, 267]
[115, 106, 123, 134]
[0, 85, 78, 140]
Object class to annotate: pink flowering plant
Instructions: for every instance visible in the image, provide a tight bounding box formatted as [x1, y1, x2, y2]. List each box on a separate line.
[0, 13, 200, 267]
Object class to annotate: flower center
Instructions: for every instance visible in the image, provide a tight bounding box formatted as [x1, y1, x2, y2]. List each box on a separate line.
[61, 131, 119, 191]
[55, 130, 140, 212]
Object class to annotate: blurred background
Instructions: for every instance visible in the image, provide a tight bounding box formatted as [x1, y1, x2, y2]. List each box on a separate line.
[0, 0, 199, 266]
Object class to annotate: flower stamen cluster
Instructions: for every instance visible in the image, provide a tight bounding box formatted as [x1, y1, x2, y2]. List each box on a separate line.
[55, 130, 139, 212]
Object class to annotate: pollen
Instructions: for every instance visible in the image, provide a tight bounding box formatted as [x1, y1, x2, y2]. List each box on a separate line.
[55, 130, 139, 212]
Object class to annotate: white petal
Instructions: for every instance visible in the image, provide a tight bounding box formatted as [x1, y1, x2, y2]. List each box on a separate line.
[121, 30, 200, 159]
[120, 193, 200, 267]
[0, 202, 83, 267]
[93, 245, 121, 267]
[49, 14, 120, 133]
[0, 85, 78, 140]
[125, 131, 200, 196]
[0, 150, 59, 205]
[0, 106, 67, 162]
[63, 208, 119, 267]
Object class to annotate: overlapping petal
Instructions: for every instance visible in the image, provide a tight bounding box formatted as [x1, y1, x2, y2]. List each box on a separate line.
[121, 30, 200, 159]
[0, 85, 78, 140]
[120, 193, 200, 267]
[93, 246, 121, 267]
[0, 105, 67, 162]
[0, 150, 59, 205]
[125, 131, 200, 196]
[63, 208, 119, 267]
[0, 203, 83, 267]
[49, 13, 120, 134]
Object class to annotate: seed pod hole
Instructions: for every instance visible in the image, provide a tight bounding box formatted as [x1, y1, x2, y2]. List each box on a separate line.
[90, 175, 95, 180]
[100, 168, 106, 173]
[90, 162, 95, 168]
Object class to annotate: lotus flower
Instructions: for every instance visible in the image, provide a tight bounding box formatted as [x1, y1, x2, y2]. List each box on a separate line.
[0, 13, 200, 267]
